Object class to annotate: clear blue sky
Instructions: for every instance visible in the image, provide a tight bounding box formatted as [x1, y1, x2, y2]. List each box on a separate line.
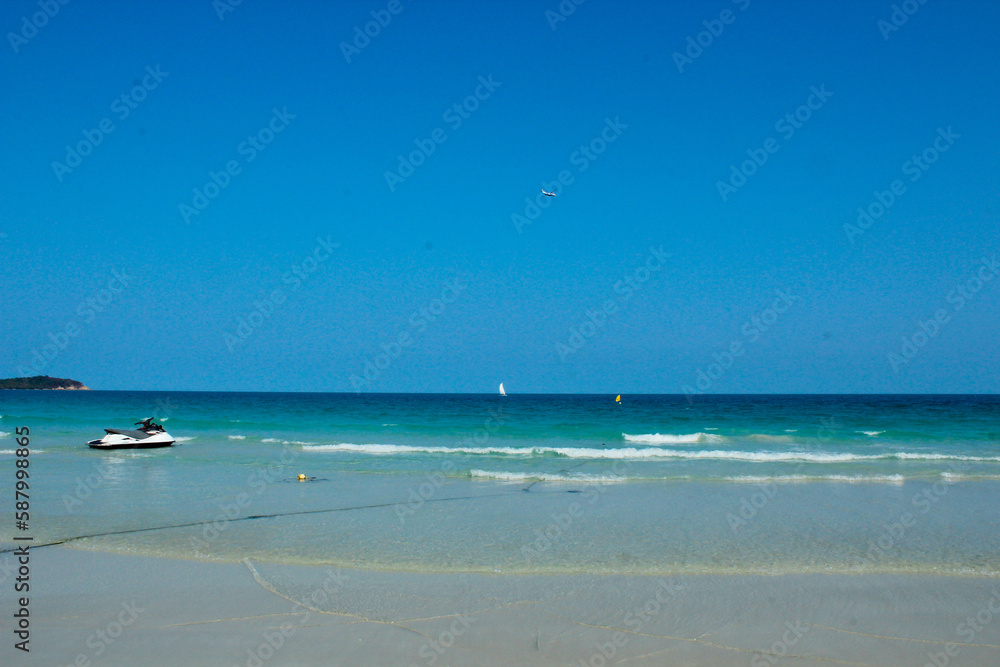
[2, 0, 998, 393]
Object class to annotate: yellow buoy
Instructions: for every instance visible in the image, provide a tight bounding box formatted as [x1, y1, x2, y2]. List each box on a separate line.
[297, 474, 308, 480]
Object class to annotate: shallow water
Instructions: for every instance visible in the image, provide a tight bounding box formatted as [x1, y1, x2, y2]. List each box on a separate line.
[1, 392, 998, 574]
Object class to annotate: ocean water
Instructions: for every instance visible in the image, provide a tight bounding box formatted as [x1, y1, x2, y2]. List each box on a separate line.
[1, 392, 999, 575]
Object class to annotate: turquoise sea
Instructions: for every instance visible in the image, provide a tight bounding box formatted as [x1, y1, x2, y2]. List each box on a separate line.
[2, 392, 999, 575]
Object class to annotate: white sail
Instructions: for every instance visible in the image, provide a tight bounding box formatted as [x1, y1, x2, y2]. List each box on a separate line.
[499, 383, 506, 396]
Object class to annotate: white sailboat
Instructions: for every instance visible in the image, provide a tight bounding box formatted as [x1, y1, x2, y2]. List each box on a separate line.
[499, 383, 507, 396]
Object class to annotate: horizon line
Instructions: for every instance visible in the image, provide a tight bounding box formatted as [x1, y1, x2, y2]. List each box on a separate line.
[9, 389, 998, 396]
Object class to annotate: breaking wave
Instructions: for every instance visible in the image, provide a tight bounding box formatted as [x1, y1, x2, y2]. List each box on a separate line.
[301, 443, 1000, 463]
[723, 474, 905, 484]
[940, 472, 1000, 481]
[622, 432, 723, 445]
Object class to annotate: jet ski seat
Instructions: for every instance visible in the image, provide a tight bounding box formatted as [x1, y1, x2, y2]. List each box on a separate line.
[104, 428, 154, 439]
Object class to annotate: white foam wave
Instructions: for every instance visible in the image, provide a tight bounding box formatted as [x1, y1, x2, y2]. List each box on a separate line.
[894, 452, 1000, 461]
[724, 474, 905, 484]
[283, 440, 316, 445]
[228, 435, 246, 440]
[470, 469, 628, 483]
[941, 472, 1000, 481]
[382, 423, 398, 426]
[784, 429, 798, 433]
[0, 431, 9, 439]
[305, 443, 532, 456]
[621, 448, 868, 462]
[622, 432, 723, 445]
[473, 470, 912, 484]
[302, 442, 1000, 463]
[174, 436, 196, 443]
[261, 438, 280, 443]
[859, 430, 885, 436]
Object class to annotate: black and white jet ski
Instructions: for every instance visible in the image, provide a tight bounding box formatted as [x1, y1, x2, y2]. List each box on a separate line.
[87, 418, 176, 449]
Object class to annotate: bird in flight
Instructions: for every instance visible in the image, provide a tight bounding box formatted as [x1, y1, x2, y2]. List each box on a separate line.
[541, 189, 557, 197]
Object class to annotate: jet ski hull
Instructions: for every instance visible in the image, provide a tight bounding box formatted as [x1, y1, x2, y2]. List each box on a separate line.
[87, 433, 176, 449]
[87, 440, 175, 449]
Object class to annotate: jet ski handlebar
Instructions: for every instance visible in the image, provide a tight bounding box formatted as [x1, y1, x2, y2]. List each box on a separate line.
[134, 418, 163, 432]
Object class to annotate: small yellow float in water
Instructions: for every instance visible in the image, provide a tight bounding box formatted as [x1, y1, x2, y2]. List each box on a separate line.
[297, 474, 308, 481]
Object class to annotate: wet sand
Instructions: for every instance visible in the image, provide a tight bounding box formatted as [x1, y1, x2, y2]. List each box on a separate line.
[7, 546, 1000, 666]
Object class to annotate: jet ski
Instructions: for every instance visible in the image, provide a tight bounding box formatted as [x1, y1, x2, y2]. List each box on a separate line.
[87, 418, 176, 449]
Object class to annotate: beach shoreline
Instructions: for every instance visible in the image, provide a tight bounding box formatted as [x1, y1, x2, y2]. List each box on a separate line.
[7, 546, 1000, 666]
[16, 473, 997, 579]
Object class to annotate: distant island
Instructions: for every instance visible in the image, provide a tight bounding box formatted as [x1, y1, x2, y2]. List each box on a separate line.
[0, 375, 91, 390]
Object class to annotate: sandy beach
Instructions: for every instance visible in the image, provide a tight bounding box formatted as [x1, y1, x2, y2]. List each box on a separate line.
[5, 546, 998, 666]
[3, 394, 999, 665]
